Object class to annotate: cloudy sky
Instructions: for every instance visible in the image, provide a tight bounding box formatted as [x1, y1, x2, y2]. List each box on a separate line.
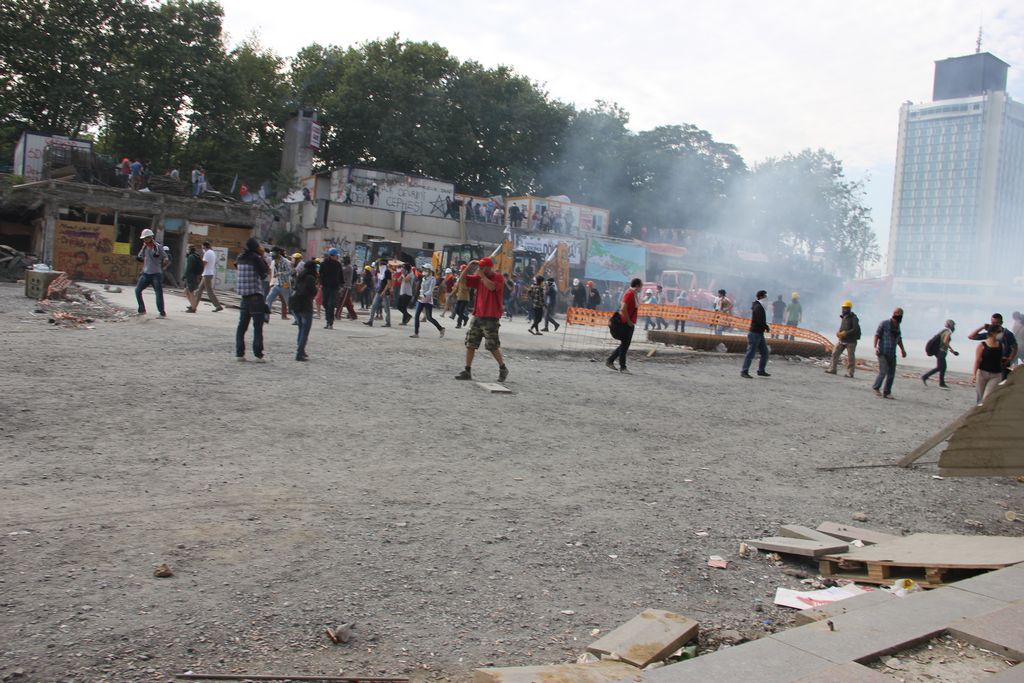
[219, 0, 1024, 260]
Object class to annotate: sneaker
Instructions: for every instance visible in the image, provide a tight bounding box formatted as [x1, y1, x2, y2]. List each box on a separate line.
[874, 388, 882, 397]
[409, 333, 419, 338]
[921, 376, 928, 385]
[757, 371, 771, 377]
[554, 323, 560, 331]
[236, 356, 246, 362]
[845, 372, 855, 378]
[159, 312, 166, 318]
[883, 394, 894, 399]
[498, 366, 509, 382]
[619, 367, 631, 374]
[740, 372, 752, 378]
[295, 355, 308, 362]
[214, 306, 224, 312]
[824, 369, 837, 375]
[253, 357, 266, 363]
[382, 323, 391, 328]
[439, 328, 445, 338]
[605, 360, 617, 371]
[938, 383, 950, 389]
[455, 369, 472, 380]
[362, 321, 373, 327]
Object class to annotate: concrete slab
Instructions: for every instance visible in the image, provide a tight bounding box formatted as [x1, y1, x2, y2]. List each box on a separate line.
[477, 382, 512, 393]
[475, 660, 638, 683]
[948, 562, 1024, 603]
[948, 602, 1024, 661]
[816, 522, 898, 545]
[746, 536, 850, 557]
[770, 585, 1005, 664]
[587, 609, 698, 668]
[780, 525, 852, 548]
[793, 589, 897, 626]
[825, 534, 1024, 569]
[791, 661, 894, 682]
[629, 637, 834, 683]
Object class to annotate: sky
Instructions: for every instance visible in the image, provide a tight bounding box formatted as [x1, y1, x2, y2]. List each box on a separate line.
[219, 0, 1024, 264]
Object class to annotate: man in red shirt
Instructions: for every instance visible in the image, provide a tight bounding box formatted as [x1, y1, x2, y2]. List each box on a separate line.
[455, 257, 509, 382]
[607, 278, 642, 373]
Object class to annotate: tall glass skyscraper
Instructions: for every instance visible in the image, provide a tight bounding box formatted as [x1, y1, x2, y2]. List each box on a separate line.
[887, 53, 1024, 301]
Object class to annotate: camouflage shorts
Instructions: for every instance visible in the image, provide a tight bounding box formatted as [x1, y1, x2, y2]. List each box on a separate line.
[465, 317, 501, 351]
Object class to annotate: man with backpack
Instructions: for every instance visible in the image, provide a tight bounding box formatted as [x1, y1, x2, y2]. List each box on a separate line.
[825, 300, 861, 377]
[921, 320, 958, 388]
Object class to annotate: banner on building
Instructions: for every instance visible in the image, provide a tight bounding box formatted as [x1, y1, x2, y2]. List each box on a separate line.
[512, 234, 583, 266]
[330, 166, 454, 218]
[585, 238, 646, 283]
[506, 196, 609, 237]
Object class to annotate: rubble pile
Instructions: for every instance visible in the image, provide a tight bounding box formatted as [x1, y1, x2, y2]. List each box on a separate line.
[36, 282, 132, 327]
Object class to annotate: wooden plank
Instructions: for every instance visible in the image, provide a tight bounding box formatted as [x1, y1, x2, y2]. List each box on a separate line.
[778, 524, 850, 546]
[816, 522, 899, 545]
[867, 563, 891, 580]
[474, 661, 638, 683]
[822, 533, 1024, 569]
[745, 536, 849, 557]
[586, 609, 698, 668]
[940, 467, 1024, 477]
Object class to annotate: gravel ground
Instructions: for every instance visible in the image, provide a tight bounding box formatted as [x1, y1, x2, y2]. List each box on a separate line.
[1, 281, 1022, 683]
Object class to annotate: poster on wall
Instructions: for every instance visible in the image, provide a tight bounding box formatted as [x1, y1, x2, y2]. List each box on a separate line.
[53, 221, 136, 284]
[513, 197, 609, 237]
[584, 238, 647, 283]
[330, 166, 454, 218]
[512, 234, 583, 266]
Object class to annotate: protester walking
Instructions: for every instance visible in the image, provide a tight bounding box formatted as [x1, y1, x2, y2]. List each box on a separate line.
[974, 332, 1005, 405]
[410, 265, 445, 338]
[825, 300, 861, 377]
[784, 292, 802, 340]
[183, 244, 202, 313]
[543, 277, 561, 332]
[396, 263, 414, 325]
[453, 264, 471, 329]
[740, 290, 771, 378]
[872, 308, 907, 398]
[606, 278, 641, 373]
[527, 275, 545, 335]
[454, 257, 508, 382]
[336, 255, 358, 320]
[921, 320, 958, 388]
[265, 248, 292, 320]
[289, 260, 318, 361]
[363, 258, 392, 327]
[235, 238, 269, 361]
[319, 249, 343, 329]
[194, 242, 224, 312]
[134, 229, 169, 316]
[713, 289, 732, 335]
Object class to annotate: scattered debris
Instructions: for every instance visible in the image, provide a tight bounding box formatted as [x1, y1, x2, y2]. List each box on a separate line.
[35, 282, 132, 327]
[153, 563, 174, 578]
[851, 511, 869, 522]
[325, 623, 353, 644]
[707, 555, 729, 569]
[815, 521, 898, 545]
[773, 584, 873, 610]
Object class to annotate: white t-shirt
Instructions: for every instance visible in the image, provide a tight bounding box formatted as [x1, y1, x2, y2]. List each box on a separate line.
[202, 249, 217, 276]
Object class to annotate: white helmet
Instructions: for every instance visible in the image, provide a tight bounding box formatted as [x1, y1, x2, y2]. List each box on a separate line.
[140, 228, 155, 239]
[573, 278, 580, 286]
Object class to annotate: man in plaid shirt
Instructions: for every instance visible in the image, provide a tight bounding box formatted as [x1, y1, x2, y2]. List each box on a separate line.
[872, 307, 907, 398]
[235, 238, 270, 361]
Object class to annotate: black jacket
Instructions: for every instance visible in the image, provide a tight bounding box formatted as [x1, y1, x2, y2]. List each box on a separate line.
[319, 258, 342, 289]
[289, 268, 318, 314]
[749, 299, 769, 333]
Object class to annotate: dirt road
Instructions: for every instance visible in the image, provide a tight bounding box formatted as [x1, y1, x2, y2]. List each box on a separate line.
[1, 282, 1021, 682]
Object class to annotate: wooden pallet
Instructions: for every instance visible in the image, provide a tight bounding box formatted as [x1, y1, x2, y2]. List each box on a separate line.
[819, 533, 1024, 587]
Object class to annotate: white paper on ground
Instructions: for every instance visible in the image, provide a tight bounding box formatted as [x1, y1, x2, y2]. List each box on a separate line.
[774, 583, 874, 610]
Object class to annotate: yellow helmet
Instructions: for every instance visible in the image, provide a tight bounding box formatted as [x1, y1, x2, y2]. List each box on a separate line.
[791, 291, 799, 299]
[842, 300, 853, 308]
[292, 252, 303, 259]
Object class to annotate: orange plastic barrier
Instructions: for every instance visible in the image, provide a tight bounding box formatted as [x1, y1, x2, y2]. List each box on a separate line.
[565, 305, 833, 352]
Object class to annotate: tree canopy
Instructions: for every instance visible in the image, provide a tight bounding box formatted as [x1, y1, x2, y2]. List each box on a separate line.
[0, 1, 878, 277]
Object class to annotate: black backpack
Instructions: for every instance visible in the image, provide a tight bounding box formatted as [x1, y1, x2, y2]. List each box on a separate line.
[925, 332, 942, 357]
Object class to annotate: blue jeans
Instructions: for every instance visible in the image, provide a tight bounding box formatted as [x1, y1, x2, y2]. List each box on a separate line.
[236, 294, 266, 358]
[266, 284, 289, 316]
[368, 290, 391, 325]
[741, 332, 769, 374]
[294, 311, 312, 358]
[921, 350, 947, 384]
[873, 354, 897, 395]
[134, 272, 165, 314]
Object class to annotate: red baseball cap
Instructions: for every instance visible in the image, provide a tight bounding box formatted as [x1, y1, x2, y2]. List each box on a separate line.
[479, 257, 493, 268]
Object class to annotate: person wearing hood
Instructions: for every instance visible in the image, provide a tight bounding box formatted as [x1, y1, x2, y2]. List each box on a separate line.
[872, 308, 907, 398]
[452, 264, 471, 329]
[740, 290, 771, 378]
[826, 300, 862, 378]
[410, 265, 445, 338]
[289, 260, 318, 361]
[571, 278, 587, 308]
[543, 277, 560, 332]
[586, 281, 602, 311]
[235, 237, 270, 361]
[922, 319, 959, 388]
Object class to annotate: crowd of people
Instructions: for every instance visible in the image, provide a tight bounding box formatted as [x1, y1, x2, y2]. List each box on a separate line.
[133, 229, 1023, 401]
